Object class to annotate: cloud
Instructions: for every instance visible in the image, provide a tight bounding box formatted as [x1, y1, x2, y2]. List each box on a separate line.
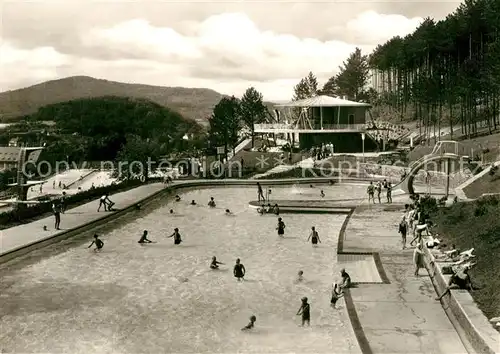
[0, 10, 422, 100]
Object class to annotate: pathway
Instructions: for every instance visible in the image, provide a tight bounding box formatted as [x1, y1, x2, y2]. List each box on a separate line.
[251, 157, 315, 179]
[342, 202, 469, 353]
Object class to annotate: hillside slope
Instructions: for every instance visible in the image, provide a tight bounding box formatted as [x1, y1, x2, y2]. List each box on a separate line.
[0, 76, 224, 125]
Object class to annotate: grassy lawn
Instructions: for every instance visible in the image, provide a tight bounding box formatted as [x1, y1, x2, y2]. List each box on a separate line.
[433, 197, 500, 319]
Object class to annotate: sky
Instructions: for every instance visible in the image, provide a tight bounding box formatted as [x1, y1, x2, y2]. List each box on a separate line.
[0, 0, 461, 101]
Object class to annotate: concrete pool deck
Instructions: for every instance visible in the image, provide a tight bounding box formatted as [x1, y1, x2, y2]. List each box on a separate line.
[341, 202, 471, 354]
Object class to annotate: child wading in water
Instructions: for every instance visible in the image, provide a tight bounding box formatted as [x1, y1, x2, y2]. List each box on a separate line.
[307, 226, 321, 246]
[168, 228, 182, 245]
[138, 230, 154, 244]
[241, 315, 256, 330]
[330, 283, 344, 309]
[276, 217, 286, 237]
[88, 234, 104, 252]
[296, 297, 311, 326]
[233, 258, 246, 281]
[210, 256, 224, 269]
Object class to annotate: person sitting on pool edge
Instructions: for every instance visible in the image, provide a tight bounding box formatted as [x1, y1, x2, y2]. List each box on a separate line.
[339, 268, 351, 291]
[234, 258, 246, 281]
[168, 228, 182, 245]
[257, 204, 266, 214]
[241, 315, 256, 330]
[208, 197, 216, 208]
[210, 256, 224, 269]
[265, 203, 272, 213]
[436, 264, 474, 300]
[273, 203, 280, 215]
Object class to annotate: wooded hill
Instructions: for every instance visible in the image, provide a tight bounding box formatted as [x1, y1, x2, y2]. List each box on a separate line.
[369, 0, 500, 140]
[0, 76, 224, 126]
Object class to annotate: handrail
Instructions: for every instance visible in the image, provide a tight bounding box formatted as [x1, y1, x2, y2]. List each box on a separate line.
[254, 123, 365, 131]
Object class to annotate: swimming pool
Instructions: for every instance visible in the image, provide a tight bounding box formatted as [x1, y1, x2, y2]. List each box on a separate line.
[0, 185, 365, 353]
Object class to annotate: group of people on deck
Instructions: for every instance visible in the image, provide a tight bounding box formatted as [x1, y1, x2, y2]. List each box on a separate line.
[397, 193, 476, 300]
[367, 179, 392, 204]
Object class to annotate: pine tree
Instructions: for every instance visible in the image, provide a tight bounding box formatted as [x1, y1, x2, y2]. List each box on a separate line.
[335, 48, 370, 101]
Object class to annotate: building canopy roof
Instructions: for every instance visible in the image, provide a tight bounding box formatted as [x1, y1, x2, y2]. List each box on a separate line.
[276, 95, 371, 108]
[0, 147, 42, 163]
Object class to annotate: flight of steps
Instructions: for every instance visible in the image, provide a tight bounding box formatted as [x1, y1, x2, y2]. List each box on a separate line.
[337, 253, 382, 283]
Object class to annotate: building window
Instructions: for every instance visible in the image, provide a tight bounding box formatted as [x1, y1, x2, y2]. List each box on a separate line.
[348, 114, 355, 125]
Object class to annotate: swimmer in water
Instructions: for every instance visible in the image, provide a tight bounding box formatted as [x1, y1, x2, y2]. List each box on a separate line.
[330, 282, 344, 308]
[233, 258, 246, 281]
[208, 197, 216, 208]
[296, 297, 311, 326]
[175, 195, 181, 202]
[225, 209, 233, 215]
[297, 270, 304, 282]
[168, 228, 182, 245]
[210, 256, 224, 269]
[307, 226, 321, 246]
[276, 217, 286, 237]
[169, 209, 174, 214]
[310, 184, 314, 188]
[320, 190, 325, 198]
[138, 230, 153, 244]
[273, 203, 280, 215]
[242, 315, 256, 330]
[88, 234, 104, 252]
[190, 200, 196, 205]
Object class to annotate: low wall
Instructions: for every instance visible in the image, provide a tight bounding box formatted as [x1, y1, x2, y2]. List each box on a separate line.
[422, 246, 499, 354]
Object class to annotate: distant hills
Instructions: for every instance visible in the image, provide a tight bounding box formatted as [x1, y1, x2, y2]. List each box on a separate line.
[0, 76, 225, 126]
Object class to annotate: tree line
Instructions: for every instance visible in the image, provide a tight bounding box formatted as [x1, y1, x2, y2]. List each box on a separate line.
[369, 0, 500, 142]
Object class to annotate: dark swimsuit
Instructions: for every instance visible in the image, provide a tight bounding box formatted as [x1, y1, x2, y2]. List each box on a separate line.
[234, 264, 244, 278]
[96, 240, 104, 249]
[278, 222, 285, 235]
[302, 304, 310, 320]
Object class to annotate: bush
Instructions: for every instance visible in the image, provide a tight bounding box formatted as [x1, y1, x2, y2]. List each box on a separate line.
[418, 195, 438, 216]
[0, 178, 161, 228]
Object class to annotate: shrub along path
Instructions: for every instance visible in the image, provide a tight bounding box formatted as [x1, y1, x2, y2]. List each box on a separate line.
[0, 183, 165, 256]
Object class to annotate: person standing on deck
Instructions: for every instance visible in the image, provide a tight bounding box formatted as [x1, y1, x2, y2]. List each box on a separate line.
[52, 202, 62, 230]
[257, 183, 265, 202]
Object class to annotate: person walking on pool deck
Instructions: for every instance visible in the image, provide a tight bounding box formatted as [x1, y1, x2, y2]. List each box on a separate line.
[276, 217, 286, 237]
[210, 256, 224, 269]
[138, 230, 154, 244]
[88, 234, 104, 252]
[307, 226, 321, 246]
[376, 181, 382, 203]
[233, 258, 246, 281]
[208, 197, 216, 208]
[367, 182, 375, 203]
[413, 242, 425, 276]
[60, 191, 67, 213]
[257, 182, 265, 202]
[98, 193, 112, 212]
[168, 228, 182, 244]
[399, 218, 408, 249]
[52, 202, 62, 230]
[296, 297, 311, 326]
[386, 182, 393, 203]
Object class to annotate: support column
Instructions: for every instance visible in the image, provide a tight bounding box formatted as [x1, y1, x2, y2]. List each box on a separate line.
[445, 158, 451, 198]
[337, 106, 341, 126]
[320, 107, 323, 130]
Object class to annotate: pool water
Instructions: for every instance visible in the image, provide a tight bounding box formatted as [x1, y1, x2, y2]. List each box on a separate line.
[0, 185, 365, 353]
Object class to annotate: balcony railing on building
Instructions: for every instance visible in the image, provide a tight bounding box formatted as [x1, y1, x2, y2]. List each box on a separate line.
[254, 123, 366, 132]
